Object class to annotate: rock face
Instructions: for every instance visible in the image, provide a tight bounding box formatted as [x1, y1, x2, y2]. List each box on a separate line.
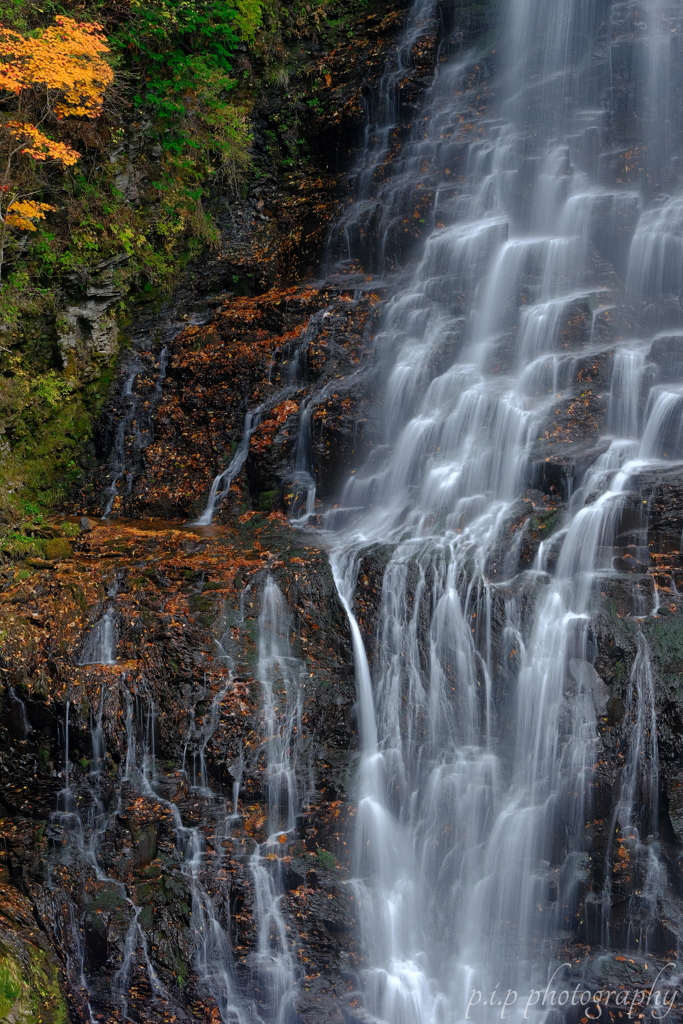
[57, 256, 129, 382]
[77, 282, 382, 522]
[0, 3, 461, 1017]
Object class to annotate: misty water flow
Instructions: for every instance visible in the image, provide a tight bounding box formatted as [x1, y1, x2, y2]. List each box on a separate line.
[49, 564, 309, 1024]
[101, 300, 199, 518]
[77, 580, 119, 665]
[324, 0, 683, 1020]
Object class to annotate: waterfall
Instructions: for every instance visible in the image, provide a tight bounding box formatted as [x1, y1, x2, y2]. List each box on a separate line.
[600, 637, 662, 952]
[78, 580, 119, 665]
[247, 578, 306, 1024]
[102, 358, 143, 519]
[51, 0, 683, 1017]
[318, 0, 683, 1019]
[49, 570, 312, 1023]
[100, 298, 201, 519]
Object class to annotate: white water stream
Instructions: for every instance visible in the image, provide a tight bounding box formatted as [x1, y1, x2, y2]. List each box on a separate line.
[323, 0, 683, 1021]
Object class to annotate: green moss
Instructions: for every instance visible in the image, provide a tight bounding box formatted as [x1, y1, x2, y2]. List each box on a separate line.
[0, 959, 21, 1017]
[529, 511, 558, 534]
[646, 615, 683, 669]
[1, 533, 46, 559]
[316, 847, 336, 869]
[89, 888, 127, 912]
[44, 538, 73, 561]
[258, 488, 277, 512]
[0, 940, 68, 1024]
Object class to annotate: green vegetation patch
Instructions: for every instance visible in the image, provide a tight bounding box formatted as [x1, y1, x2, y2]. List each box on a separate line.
[0, 939, 68, 1024]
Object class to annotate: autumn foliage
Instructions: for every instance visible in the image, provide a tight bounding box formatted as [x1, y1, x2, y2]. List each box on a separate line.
[0, 16, 112, 241]
[3, 197, 55, 232]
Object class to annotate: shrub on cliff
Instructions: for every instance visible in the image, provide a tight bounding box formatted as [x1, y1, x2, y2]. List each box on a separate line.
[0, 16, 113, 274]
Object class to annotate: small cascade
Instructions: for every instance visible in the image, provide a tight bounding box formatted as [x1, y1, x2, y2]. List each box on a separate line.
[247, 578, 306, 1023]
[78, 580, 119, 666]
[47, 689, 135, 1023]
[249, 845, 298, 1024]
[182, 681, 232, 795]
[140, 344, 169, 447]
[113, 903, 169, 1021]
[49, 569, 318, 1024]
[287, 400, 316, 523]
[195, 304, 347, 526]
[55, 699, 76, 816]
[257, 579, 305, 835]
[100, 300, 202, 518]
[102, 358, 143, 518]
[600, 637, 663, 952]
[607, 347, 649, 440]
[7, 686, 30, 740]
[48, 680, 253, 1023]
[195, 401, 272, 526]
[327, 0, 445, 272]
[170, 802, 253, 1024]
[130, 690, 254, 1024]
[627, 197, 683, 301]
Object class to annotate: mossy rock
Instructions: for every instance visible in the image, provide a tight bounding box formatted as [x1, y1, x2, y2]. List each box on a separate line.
[136, 827, 158, 869]
[88, 888, 127, 912]
[0, 938, 68, 1024]
[258, 488, 278, 512]
[646, 612, 683, 672]
[138, 905, 154, 931]
[44, 538, 73, 561]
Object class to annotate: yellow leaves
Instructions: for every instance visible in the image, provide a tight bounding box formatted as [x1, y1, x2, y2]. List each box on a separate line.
[0, 15, 111, 221]
[0, 16, 113, 118]
[6, 121, 79, 166]
[5, 199, 56, 232]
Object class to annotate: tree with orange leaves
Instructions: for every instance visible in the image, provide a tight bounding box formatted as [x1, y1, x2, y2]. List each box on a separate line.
[0, 16, 113, 272]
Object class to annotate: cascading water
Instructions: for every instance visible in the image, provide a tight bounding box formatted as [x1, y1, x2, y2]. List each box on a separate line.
[38, 0, 683, 1020]
[319, 0, 683, 1020]
[195, 306, 353, 526]
[77, 580, 119, 666]
[100, 296, 200, 519]
[248, 578, 307, 1024]
[46, 560, 313, 1024]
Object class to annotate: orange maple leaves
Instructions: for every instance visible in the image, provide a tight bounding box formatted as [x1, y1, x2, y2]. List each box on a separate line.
[0, 16, 113, 244]
[4, 199, 56, 231]
[0, 17, 113, 118]
[0, 16, 113, 170]
[5, 121, 79, 166]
